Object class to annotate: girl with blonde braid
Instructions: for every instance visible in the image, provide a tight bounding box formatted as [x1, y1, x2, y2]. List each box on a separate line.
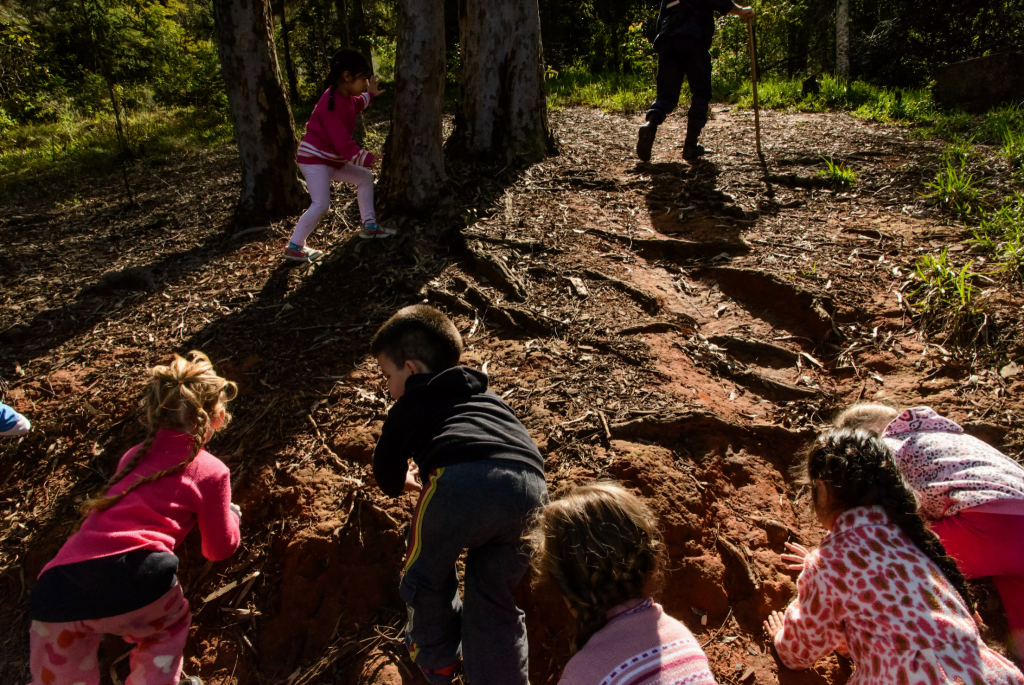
[29, 351, 242, 685]
[529, 482, 718, 685]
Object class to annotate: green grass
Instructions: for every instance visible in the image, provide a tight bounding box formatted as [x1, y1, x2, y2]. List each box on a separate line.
[0, 106, 233, 192]
[922, 161, 988, 218]
[817, 156, 857, 187]
[908, 247, 989, 346]
[1002, 127, 1024, 170]
[969, 194, 1024, 280]
[546, 68, 657, 114]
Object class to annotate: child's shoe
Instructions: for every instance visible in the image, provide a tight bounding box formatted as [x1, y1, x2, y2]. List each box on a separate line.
[179, 677, 203, 685]
[284, 243, 323, 262]
[637, 122, 658, 162]
[417, 662, 457, 685]
[359, 221, 395, 239]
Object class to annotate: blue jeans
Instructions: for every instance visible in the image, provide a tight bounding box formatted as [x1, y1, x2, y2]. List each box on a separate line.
[646, 37, 713, 147]
[400, 459, 548, 685]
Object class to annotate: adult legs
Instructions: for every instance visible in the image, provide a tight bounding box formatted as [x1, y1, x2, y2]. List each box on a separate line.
[645, 40, 687, 126]
[932, 510, 1024, 658]
[331, 164, 376, 224]
[682, 47, 713, 150]
[289, 163, 333, 246]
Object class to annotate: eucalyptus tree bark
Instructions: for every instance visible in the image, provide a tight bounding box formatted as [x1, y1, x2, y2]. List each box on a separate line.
[836, 0, 849, 80]
[381, 0, 447, 213]
[213, 0, 305, 224]
[454, 0, 552, 163]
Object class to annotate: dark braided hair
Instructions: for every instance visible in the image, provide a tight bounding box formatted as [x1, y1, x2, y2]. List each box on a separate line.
[323, 48, 371, 111]
[804, 429, 975, 608]
[81, 351, 237, 517]
[528, 482, 664, 652]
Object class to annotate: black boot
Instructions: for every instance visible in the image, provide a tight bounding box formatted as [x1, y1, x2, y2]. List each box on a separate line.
[682, 143, 710, 160]
[637, 122, 658, 162]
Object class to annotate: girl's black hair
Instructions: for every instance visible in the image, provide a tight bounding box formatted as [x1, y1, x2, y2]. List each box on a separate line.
[804, 428, 975, 609]
[324, 49, 372, 110]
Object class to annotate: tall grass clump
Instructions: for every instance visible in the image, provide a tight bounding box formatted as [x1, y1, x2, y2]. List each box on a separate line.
[907, 247, 990, 347]
[923, 160, 988, 218]
[969, 194, 1024, 280]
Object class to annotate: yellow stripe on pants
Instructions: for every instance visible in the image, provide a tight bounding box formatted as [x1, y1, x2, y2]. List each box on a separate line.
[403, 467, 445, 574]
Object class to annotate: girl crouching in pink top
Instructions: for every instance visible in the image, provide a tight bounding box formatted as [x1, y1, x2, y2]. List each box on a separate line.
[29, 351, 242, 685]
[764, 429, 1023, 685]
[529, 482, 718, 685]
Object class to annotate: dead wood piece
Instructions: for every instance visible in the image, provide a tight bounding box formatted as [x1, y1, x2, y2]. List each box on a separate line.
[474, 234, 559, 253]
[78, 266, 156, 298]
[733, 369, 819, 400]
[583, 269, 661, 314]
[566, 277, 589, 297]
[468, 243, 528, 301]
[717, 538, 759, 592]
[764, 173, 833, 189]
[425, 287, 476, 317]
[495, 306, 559, 336]
[588, 227, 750, 262]
[609, 411, 812, 455]
[750, 516, 802, 544]
[707, 334, 800, 367]
[580, 337, 648, 366]
[617, 321, 687, 336]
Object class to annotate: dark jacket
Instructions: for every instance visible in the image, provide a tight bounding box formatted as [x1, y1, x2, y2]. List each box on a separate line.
[654, 0, 737, 50]
[373, 367, 545, 498]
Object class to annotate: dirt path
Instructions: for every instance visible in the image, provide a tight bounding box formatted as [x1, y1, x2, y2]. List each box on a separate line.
[1, 106, 1022, 685]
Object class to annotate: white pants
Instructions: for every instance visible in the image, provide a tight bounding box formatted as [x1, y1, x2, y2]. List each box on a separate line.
[289, 162, 375, 246]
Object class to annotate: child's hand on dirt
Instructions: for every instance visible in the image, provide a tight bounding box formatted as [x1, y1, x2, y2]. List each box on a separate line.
[404, 463, 421, 492]
[368, 76, 386, 98]
[780, 542, 810, 571]
[763, 610, 785, 641]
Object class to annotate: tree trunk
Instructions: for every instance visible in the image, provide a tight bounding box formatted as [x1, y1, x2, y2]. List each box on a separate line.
[213, 0, 305, 224]
[334, 0, 351, 48]
[454, 0, 552, 164]
[351, 0, 374, 67]
[381, 0, 447, 213]
[836, 0, 849, 80]
[276, 0, 300, 103]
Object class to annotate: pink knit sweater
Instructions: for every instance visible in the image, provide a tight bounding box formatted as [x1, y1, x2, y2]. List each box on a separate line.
[41, 429, 240, 575]
[296, 88, 375, 168]
[559, 599, 718, 685]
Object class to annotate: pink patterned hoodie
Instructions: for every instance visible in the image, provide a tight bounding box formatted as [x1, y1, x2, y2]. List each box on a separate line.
[882, 407, 1024, 519]
[296, 88, 375, 168]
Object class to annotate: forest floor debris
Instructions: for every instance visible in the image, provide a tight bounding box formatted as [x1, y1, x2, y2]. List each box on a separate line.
[2, 105, 1023, 685]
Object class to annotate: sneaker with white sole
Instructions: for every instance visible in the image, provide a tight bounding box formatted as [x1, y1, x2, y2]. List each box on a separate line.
[359, 221, 395, 239]
[284, 245, 323, 262]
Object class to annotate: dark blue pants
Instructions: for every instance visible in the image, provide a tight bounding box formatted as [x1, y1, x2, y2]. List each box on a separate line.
[646, 37, 713, 146]
[400, 460, 548, 685]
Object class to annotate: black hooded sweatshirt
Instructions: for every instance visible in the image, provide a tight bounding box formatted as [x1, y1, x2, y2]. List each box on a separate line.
[373, 366, 545, 498]
[654, 0, 737, 50]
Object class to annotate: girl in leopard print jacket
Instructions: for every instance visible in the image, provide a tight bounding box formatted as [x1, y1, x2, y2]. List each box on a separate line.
[764, 430, 1023, 685]
[837, 404, 1024, 659]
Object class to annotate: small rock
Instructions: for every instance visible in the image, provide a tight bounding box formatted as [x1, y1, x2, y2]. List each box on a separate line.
[1000, 362, 1020, 378]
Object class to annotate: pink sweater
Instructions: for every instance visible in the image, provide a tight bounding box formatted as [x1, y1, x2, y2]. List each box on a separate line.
[559, 599, 718, 685]
[882, 407, 1024, 519]
[42, 429, 240, 575]
[296, 88, 375, 168]
[775, 506, 1023, 685]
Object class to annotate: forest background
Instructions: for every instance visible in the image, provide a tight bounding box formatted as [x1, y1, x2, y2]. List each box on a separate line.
[1, 0, 1022, 188]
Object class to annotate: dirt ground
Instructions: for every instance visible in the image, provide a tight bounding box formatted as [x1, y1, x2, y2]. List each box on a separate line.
[2, 105, 1023, 685]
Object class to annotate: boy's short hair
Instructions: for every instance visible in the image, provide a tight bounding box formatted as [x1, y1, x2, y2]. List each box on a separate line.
[371, 305, 463, 371]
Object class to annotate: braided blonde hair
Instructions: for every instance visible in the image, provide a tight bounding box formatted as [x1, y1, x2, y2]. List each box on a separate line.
[81, 350, 238, 517]
[833, 402, 899, 436]
[528, 482, 664, 652]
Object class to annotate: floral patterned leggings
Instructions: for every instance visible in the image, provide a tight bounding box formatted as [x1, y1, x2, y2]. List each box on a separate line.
[30, 584, 190, 685]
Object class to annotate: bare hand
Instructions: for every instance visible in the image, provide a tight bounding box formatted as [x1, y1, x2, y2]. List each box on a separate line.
[368, 76, 386, 98]
[763, 610, 785, 641]
[780, 542, 811, 571]
[733, 5, 753, 18]
[404, 463, 421, 492]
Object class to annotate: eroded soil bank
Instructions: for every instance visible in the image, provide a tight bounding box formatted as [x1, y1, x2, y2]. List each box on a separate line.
[2, 106, 1022, 685]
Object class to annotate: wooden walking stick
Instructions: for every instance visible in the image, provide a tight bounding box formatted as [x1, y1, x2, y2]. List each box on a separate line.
[746, 15, 763, 158]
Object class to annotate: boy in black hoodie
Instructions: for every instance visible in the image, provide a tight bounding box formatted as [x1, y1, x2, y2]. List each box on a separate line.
[370, 305, 548, 685]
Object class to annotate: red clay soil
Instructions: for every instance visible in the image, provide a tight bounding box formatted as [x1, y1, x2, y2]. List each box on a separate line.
[2, 105, 1023, 685]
